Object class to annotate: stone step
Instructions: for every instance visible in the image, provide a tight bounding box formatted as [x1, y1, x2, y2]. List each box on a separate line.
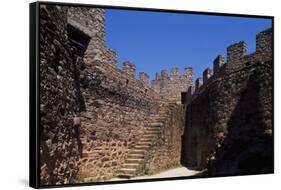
[150, 122, 163, 127]
[142, 134, 157, 139]
[144, 132, 159, 136]
[127, 153, 145, 159]
[125, 158, 144, 164]
[145, 131, 160, 135]
[136, 141, 153, 146]
[146, 127, 161, 131]
[145, 122, 162, 130]
[129, 149, 146, 154]
[139, 138, 153, 143]
[123, 163, 140, 169]
[118, 168, 137, 175]
[134, 145, 150, 150]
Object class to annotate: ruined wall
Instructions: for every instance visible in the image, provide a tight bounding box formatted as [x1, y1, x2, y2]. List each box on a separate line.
[152, 67, 193, 103]
[145, 104, 185, 174]
[182, 28, 273, 175]
[39, 5, 82, 185]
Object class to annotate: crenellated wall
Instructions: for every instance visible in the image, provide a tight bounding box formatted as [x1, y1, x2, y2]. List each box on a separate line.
[65, 6, 184, 182]
[182, 28, 273, 175]
[151, 67, 193, 103]
[39, 4, 273, 184]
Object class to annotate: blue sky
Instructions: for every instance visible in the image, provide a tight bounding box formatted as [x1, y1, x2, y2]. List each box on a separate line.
[105, 9, 272, 82]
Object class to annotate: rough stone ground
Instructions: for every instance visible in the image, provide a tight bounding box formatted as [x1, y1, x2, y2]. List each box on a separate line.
[109, 166, 202, 181]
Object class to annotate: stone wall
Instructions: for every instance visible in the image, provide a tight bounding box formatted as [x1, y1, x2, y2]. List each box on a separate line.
[67, 6, 117, 70]
[145, 104, 185, 174]
[152, 67, 193, 103]
[39, 5, 82, 185]
[65, 6, 183, 182]
[207, 61, 273, 176]
[181, 28, 273, 175]
[39, 4, 272, 185]
[77, 63, 160, 181]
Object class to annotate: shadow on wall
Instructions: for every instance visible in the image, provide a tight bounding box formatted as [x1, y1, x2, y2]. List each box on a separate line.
[180, 87, 215, 170]
[207, 67, 273, 176]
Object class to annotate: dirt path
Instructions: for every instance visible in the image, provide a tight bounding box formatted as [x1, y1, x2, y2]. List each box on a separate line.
[109, 166, 202, 181]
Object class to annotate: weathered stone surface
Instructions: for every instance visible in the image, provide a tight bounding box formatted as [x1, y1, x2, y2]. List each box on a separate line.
[151, 67, 193, 103]
[181, 28, 273, 175]
[39, 5, 83, 185]
[39, 4, 273, 185]
[40, 5, 185, 184]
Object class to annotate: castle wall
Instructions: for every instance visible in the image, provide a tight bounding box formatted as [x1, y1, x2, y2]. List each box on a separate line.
[182, 28, 273, 175]
[66, 7, 183, 182]
[67, 7, 117, 70]
[145, 104, 185, 174]
[77, 63, 161, 181]
[151, 67, 193, 103]
[39, 4, 272, 184]
[39, 5, 82, 185]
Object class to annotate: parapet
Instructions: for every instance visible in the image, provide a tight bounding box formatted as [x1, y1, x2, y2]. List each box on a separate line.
[171, 67, 179, 76]
[213, 55, 225, 74]
[155, 72, 161, 80]
[161, 69, 169, 79]
[139, 72, 150, 86]
[187, 27, 272, 105]
[203, 68, 213, 84]
[195, 78, 203, 91]
[256, 28, 272, 54]
[123, 61, 136, 78]
[184, 67, 193, 78]
[227, 41, 247, 63]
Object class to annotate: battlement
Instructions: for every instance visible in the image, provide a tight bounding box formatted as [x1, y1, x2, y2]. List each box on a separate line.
[256, 28, 272, 54]
[171, 67, 180, 77]
[67, 7, 272, 105]
[188, 27, 272, 99]
[161, 69, 169, 79]
[153, 67, 193, 81]
[122, 61, 136, 78]
[203, 68, 213, 84]
[155, 72, 161, 80]
[151, 67, 193, 102]
[40, 6, 273, 184]
[195, 77, 203, 91]
[184, 67, 193, 78]
[227, 41, 247, 63]
[213, 55, 225, 74]
[139, 72, 150, 86]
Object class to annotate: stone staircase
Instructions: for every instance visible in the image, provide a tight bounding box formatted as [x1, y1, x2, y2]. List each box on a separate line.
[117, 106, 170, 178]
